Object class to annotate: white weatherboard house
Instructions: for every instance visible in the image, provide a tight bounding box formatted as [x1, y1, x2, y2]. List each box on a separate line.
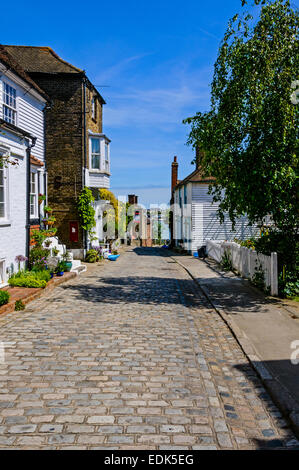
[0, 46, 48, 286]
[170, 156, 258, 254]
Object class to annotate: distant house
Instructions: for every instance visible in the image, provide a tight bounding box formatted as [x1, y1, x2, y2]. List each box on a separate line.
[170, 155, 258, 253]
[0, 45, 49, 286]
[4, 45, 111, 259]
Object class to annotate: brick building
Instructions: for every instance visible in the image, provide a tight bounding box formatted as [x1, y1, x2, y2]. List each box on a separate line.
[4, 46, 111, 259]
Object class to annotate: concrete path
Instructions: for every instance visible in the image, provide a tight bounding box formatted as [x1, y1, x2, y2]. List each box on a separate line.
[171, 253, 299, 436]
[0, 247, 298, 449]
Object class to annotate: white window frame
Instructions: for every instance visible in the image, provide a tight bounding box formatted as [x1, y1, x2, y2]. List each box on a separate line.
[30, 171, 38, 219]
[2, 82, 17, 126]
[0, 166, 7, 220]
[0, 258, 6, 286]
[104, 142, 109, 172]
[0, 145, 10, 223]
[89, 137, 101, 171]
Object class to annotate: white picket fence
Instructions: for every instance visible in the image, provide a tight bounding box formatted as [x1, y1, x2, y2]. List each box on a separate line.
[206, 240, 278, 296]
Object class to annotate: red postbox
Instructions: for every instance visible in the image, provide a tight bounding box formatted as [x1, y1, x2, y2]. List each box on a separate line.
[69, 221, 79, 243]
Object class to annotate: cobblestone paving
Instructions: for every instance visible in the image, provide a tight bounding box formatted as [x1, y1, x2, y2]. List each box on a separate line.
[0, 247, 298, 450]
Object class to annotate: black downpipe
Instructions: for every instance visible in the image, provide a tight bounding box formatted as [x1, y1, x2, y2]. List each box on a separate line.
[83, 77, 87, 251]
[25, 137, 37, 268]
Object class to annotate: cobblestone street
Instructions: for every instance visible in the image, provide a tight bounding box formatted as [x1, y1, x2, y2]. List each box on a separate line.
[0, 247, 297, 450]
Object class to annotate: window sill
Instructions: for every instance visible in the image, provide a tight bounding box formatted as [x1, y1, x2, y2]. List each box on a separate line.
[89, 169, 111, 176]
[0, 220, 11, 227]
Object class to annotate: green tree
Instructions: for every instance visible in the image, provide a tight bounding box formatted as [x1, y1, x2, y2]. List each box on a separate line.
[184, 0, 298, 236]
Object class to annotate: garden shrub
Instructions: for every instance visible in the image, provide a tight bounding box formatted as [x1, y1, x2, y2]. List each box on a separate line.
[8, 270, 51, 288]
[29, 246, 50, 270]
[15, 300, 25, 311]
[0, 290, 10, 306]
[85, 249, 99, 263]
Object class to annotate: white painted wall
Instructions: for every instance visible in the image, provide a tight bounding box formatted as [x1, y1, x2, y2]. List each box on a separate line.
[0, 64, 46, 285]
[0, 135, 27, 284]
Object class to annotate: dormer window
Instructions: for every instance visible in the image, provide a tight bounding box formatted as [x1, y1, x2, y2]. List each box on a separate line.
[3, 83, 17, 125]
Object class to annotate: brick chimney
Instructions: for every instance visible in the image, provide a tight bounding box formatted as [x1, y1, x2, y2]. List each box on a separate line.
[171, 156, 178, 193]
[128, 194, 138, 205]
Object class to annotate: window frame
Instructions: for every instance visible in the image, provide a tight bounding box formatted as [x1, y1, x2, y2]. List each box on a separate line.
[89, 137, 101, 171]
[2, 82, 17, 126]
[104, 141, 109, 172]
[30, 171, 38, 219]
[0, 166, 7, 220]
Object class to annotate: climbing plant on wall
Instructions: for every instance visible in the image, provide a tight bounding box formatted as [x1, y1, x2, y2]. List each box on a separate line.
[77, 187, 96, 239]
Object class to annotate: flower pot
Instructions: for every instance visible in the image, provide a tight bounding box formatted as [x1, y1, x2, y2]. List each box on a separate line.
[50, 273, 54, 279]
[56, 271, 64, 276]
[46, 220, 55, 226]
[64, 261, 72, 272]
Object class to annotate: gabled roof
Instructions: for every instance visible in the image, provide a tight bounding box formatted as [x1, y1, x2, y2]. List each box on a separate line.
[0, 45, 49, 101]
[3, 45, 106, 104]
[2, 45, 83, 74]
[175, 166, 215, 189]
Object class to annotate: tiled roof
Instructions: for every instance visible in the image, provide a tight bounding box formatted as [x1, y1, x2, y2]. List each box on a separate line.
[2, 45, 83, 74]
[0, 45, 49, 101]
[3, 45, 106, 104]
[175, 167, 215, 189]
[30, 155, 44, 167]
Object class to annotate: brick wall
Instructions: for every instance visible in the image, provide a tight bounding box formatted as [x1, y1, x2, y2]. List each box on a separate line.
[30, 74, 84, 249]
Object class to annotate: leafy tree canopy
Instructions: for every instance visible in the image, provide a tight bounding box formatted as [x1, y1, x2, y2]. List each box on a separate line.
[184, 0, 298, 234]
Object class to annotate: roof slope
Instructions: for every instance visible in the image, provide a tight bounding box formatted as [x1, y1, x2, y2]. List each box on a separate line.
[3, 45, 83, 74]
[175, 167, 215, 189]
[0, 45, 49, 100]
[3, 45, 106, 104]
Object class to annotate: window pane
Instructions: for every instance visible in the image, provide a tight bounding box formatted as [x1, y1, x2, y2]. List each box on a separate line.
[0, 187, 4, 203]
[91, 138, 100, 154]
[0, 203, 4, 218]
[92, 155, 100, 169]
[0, 169, 3, 186]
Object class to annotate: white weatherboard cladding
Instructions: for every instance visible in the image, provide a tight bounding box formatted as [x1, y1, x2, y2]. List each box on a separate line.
[191, 184, 258, 251]
[88, 172, 110, 189]
[0, 71, 45, 162]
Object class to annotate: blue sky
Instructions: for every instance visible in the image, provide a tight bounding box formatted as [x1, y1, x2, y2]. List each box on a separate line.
[3, 0, 297, 207]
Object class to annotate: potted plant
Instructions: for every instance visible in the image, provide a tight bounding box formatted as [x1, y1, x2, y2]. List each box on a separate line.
[49, 269, 55, 279]
[38, 193, 46, 205]
[44, 205, 53, 214]
[44, 239, 52, 247]
[52, 247, 59, 257]
[55, 261, 65, 276]
[62, 252, 72, 272]
[45, 228, 57, 237]
[42, 216, 56, 226]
